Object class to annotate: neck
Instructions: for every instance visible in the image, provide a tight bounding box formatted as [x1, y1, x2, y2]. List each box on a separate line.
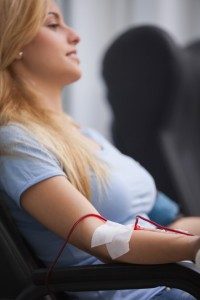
[36, 82, 63, 114]
[26, 76, 64, 114]
[13, 64, 64, 114]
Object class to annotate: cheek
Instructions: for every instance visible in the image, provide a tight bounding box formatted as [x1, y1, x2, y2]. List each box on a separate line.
[35, 36, 63, 58]
[26, 29, 64, 58]
[24, 35, 64, 71]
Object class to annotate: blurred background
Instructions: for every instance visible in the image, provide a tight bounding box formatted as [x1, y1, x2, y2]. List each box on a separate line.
[58, 0, 200, 141]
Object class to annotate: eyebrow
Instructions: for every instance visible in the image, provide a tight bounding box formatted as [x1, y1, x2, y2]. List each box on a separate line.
[48, 12, 60, 20]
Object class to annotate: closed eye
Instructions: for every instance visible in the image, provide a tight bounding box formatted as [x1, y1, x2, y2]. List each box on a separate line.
[48, 23, 59, 29]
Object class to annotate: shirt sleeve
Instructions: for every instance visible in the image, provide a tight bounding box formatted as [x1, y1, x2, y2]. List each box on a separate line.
[0, 124, 66, 208]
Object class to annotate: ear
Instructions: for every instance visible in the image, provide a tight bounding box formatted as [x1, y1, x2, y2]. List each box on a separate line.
[15, 51, 23, 60]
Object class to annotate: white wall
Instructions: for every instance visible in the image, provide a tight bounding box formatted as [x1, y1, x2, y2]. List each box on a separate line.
[60, 0, 200, 141]
[131, 0, 200, 44]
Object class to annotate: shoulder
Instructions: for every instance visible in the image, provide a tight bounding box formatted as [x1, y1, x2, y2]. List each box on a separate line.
[0, 122, 24, 139]
[0, 123, 35, 156]
[0, 122, 38, 146]
[0, 123, 65, 205]
[0, 122, 60, 164]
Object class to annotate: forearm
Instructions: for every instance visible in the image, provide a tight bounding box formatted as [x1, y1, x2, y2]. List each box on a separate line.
[83, 218, 200, 265]
[116, 230, 200, 264]
[92, 229, 200, 264]
[168, 216, 200, 236]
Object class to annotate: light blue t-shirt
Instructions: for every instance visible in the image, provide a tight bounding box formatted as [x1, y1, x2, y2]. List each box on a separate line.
[0, 123, 166, 300]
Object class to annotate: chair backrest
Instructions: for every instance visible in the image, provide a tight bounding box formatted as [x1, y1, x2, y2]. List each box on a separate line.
[0, 191, 39, 299]
[102, 25, 200, 214]
[160, 40, 200, 215]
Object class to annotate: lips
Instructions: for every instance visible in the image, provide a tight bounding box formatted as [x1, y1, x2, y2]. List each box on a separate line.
[66, 50, 77, 56]
[66, 50, 80, 63]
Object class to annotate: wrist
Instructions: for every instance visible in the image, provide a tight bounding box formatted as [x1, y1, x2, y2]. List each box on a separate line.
[192, 236, 200, 263]
[195, 249, 200, 265]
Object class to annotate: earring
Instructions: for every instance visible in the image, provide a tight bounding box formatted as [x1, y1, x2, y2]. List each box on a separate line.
[19, 51, 23, 58]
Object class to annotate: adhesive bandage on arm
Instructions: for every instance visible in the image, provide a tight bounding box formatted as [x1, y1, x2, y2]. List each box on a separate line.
[90, 214, 196, 260]
[91, 220, 133, 259]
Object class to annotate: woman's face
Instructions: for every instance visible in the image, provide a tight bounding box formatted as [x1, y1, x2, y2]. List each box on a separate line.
[19, 0, 81, 87]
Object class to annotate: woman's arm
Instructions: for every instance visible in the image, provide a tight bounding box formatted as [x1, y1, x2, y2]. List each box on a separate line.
[21, 176, 200, 264]
[119, 229, 199, 264]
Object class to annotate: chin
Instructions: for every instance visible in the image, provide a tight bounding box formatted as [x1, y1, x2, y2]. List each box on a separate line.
[62, 72, 82, 86]
[74, 69, 82, 81]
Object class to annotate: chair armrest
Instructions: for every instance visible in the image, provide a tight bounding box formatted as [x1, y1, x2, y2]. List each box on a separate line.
[35, 262, 200, 297]
[16, 262, 200, 300]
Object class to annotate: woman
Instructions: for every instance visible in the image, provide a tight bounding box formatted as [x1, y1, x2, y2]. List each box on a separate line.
[0, 1, 200, 299]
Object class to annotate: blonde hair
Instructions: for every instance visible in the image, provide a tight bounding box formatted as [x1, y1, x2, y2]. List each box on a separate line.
[0, 0, 108, 200]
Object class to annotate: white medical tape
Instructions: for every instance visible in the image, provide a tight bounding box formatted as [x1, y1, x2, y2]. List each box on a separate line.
[195, 248, 200, 265]
[91, 220, 133, 259]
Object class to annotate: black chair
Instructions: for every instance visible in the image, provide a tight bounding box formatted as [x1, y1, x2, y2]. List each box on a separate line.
[102, 25, 200, 215]
[160, 40, 200, 216]
[0, 192, 200, 300]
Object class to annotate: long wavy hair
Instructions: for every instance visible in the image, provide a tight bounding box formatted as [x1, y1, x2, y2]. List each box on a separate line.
[0, 0, 108, 200]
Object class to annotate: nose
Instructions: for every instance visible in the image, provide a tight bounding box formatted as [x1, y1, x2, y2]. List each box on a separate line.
[67, 26, 81, 45]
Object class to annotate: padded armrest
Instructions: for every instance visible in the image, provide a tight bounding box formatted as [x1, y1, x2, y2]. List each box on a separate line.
[16, 262, 200, 300]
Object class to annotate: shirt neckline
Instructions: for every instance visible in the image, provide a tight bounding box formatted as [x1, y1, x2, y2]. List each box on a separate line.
[80, 127, 104, 152]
